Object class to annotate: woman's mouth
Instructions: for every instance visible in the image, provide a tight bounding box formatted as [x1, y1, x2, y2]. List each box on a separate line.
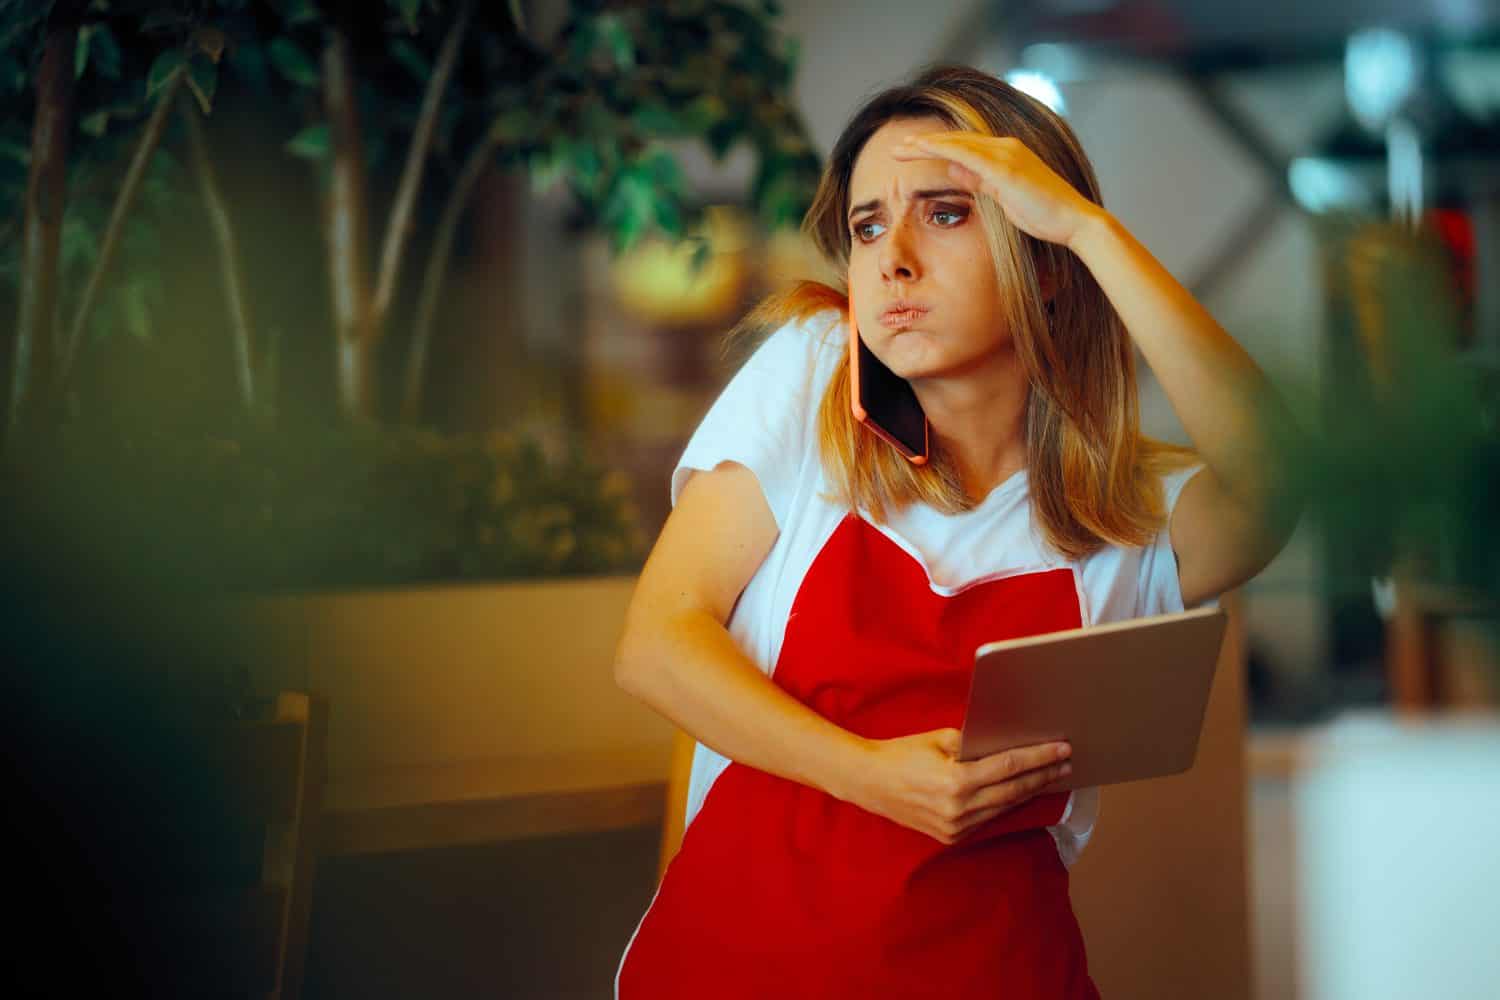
[880, 306, 930, 329]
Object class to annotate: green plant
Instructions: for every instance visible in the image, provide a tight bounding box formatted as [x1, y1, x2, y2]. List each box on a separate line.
[1274, 216, 1499, 605]
[7, 420, 646, 592]
[1, 0, 814, 588]
[3, 0, 820, 430]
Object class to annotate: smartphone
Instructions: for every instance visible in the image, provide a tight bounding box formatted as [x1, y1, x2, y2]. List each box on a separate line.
[848, 304, 930, 465]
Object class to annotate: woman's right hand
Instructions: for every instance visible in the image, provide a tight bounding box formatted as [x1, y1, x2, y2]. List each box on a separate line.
[844, 728, 1073, 845]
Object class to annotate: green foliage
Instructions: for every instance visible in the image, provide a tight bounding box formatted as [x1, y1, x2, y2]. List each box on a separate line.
[390, 0, 426, 36]
[58, 149, 180, 346]
[146, 48, 185, 100]
[76, 22, 124, 80]
[0, 1, 207, 356]
[184, 52, 218, 113]
[1272, 218, 1500, 603]
[513, 0, 820, 253]
[0, 0, 52, 56]
[9, 422, 647, 593]
[266, 36, 318, 88]
[0, 0, 816, 583]
[0, 1, 820, 350]
[284, 121, 329, 159]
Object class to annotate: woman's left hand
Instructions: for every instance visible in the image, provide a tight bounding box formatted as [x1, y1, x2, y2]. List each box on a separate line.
[891, 131, 1100, 249]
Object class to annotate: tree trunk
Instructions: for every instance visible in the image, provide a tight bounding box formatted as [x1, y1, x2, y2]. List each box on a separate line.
[373, 0, 473, 330]
[322, 19, 376, 421]
[399, 123, 503, 423]
[57, 65, 186, 389]
[182, 96, 257, 416]
[336, 335, 375, 419]
[7, 16, 78, 441]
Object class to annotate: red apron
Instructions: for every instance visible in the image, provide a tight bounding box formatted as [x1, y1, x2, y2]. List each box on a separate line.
[618, 514, 1101, 998]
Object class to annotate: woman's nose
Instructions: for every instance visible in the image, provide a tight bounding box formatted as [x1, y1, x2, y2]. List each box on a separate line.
[879, 220, 920, 282]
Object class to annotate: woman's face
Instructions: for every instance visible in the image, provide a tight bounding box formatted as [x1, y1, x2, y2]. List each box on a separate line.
[846, 116, 1008, 382]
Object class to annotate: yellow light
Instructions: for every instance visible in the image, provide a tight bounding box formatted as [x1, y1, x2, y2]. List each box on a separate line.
[610, 207, 752, 326]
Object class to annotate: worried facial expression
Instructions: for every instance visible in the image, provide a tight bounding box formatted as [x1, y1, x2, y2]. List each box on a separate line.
[846, 116, 1009, 382]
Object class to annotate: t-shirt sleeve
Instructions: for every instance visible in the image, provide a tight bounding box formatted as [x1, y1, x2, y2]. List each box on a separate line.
[670, 314, 838, 529]
[1136, 463, 1214, 616]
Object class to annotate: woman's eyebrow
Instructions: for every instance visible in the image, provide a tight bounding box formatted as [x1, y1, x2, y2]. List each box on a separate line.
[848, 188, 973, 221]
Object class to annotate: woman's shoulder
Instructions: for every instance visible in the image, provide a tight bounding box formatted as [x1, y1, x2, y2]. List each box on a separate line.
[740, 308, 845, 370]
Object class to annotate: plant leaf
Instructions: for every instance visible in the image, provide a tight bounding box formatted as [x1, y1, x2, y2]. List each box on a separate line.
[603, 164, 656, 253]
[80, 108, 111, 137]
[91, 24, 122, 79]
[268, 37, 319, 88]
[654, 193, 682, 239]
[490, 107, 533, 144]
[186, 57, 218, 114]
[285, 0, 320, 26]
[285, 123, 330, 160]
[75, 23, 92, 79]
[679, 94, 727, 133]
[529, 146, 566, 195]
[393, 0, 421, 34]
[390, 38, 430, 82]
[226, 34, 270, 92]
[0, 137, 30, 164]
[192, 25, 227, 64]
[122, 278, 152, 341]
[146, 49, 185, 102]
[0, 52, 23, 95]
[632, 102, 679, 135]
[568, 140, 603, 196]
[597, 13, 634, 71]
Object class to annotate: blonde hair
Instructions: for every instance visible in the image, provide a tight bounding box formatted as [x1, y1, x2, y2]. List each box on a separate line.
[731, 65, 1195, 560]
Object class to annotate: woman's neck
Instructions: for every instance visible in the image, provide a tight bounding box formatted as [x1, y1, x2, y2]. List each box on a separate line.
[910, 349, 1030, 500]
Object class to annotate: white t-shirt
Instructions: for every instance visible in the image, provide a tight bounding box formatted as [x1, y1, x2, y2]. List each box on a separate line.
[670, 311, 1205, 867]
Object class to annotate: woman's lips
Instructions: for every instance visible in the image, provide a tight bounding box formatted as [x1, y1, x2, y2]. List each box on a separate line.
[879, 307, 929, 329]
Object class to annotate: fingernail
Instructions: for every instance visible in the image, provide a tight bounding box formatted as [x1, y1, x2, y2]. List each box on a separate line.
[1061, 764, 1073, 776]
[1056, 743, 1071, 760]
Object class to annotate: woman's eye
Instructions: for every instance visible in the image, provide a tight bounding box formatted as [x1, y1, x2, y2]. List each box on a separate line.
[852, 207, 964, 242]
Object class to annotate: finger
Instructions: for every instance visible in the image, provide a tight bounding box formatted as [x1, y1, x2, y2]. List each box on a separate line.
[966, 761, 1073, 816]
[888, 148, 983, 194]
[965, 741, 1070, 787]
[952, 805, 1005, 839]
[891, 133, 999, 175]
[932, 728, 962, 757]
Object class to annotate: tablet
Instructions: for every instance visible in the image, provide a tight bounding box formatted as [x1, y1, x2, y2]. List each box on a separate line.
[957, 605, 1228, 790]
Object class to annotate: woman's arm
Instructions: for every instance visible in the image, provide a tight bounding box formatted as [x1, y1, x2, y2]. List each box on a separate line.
[894, 133, 1303, 607]
[617, 460, 1073, 843]
[1067, 209, 1300, 607]
[615, 461, 870, 802]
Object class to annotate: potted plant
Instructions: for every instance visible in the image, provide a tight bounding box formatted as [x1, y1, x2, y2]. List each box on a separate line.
[2, 0, 821, 854]
[1282, 214, 1499, 709]
[1278, 213, 1500, 995]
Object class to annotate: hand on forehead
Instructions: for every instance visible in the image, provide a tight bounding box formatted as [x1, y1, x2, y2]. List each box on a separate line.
[850, 118, 968, 215]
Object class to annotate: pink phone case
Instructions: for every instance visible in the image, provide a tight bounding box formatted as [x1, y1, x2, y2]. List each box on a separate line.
[848, 298, 930, 465]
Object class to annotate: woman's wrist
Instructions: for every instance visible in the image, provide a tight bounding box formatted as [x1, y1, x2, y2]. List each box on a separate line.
[1065, 202, 1116, 257]
[819, 730, 877, 805]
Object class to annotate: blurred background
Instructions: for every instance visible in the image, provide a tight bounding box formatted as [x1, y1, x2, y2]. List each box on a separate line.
[2, 0, 1497, 997]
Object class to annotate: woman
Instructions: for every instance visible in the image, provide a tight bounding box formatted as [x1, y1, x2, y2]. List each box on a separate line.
[613, 65, 1297, 998]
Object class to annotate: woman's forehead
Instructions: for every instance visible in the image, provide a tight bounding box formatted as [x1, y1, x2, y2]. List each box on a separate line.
[849, 117, 957, 206]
